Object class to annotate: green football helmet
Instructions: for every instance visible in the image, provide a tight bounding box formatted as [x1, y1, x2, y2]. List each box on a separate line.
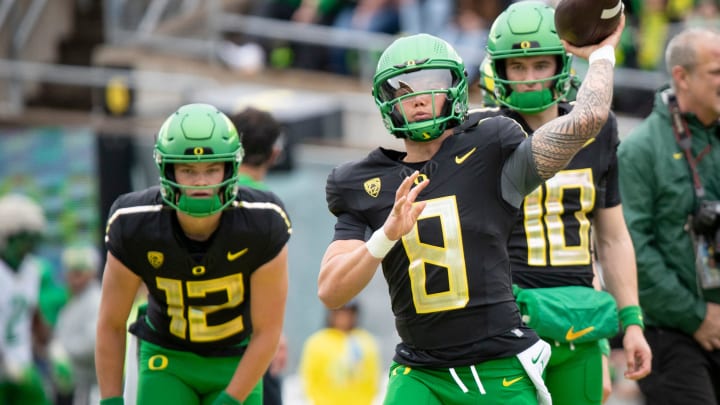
[373, 33, 468, 142]
[154, 103, 244, 217]
[485, 1, 572, 113]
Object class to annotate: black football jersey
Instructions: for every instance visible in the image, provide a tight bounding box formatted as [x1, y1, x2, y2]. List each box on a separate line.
[105, 186, 291, 356]
[326, 117, 541, 367]
[472, 104, 621, 289]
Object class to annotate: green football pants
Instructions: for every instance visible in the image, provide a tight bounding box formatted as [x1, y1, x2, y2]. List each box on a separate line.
[384, 356, 538, 405]
[544, 340, 602, 405]
[136, 340, 262, 405]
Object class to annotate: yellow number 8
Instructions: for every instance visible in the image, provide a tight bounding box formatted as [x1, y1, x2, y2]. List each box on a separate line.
[402, 196, 469, 314]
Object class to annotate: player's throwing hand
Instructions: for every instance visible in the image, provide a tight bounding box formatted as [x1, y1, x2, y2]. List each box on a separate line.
[383, 171, 429, 241]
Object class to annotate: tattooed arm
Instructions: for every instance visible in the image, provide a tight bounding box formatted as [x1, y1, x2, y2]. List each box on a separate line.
[532, 15, 625, 180]
[532, 59, 614, 179]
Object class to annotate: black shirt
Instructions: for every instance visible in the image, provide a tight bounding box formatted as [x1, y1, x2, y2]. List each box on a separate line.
[326, 116, 541, 367]
[472, 103, 621, 288]
[106, 186, 291, 356]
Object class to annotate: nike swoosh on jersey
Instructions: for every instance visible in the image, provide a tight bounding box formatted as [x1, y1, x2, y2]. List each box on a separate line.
[502, 376, 524, 387]
[227, 248, 249, 261]
[455, 147, 477, 164]
[565, 325, 595, 341]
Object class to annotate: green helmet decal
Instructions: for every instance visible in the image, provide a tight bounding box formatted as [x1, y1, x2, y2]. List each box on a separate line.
[154, 103, 244, 217]
[372, 34, 468, 142]
[485, 1, 572, 113]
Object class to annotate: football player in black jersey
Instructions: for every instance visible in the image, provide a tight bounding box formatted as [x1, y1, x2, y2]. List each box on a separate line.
[95, 103, 292, 405]
[475, 2, 652, 405]
[319, 6, 625, 404]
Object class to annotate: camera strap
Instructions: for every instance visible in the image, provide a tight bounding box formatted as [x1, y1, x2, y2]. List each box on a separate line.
[664, 92, 720, 289]
[666, 92, 711, 200]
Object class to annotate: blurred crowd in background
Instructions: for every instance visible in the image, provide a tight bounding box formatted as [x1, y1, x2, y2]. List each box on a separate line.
[218, 0, 720, 79]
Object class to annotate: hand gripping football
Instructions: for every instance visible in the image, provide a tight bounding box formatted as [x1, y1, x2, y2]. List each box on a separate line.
[554, 0, 624, 47]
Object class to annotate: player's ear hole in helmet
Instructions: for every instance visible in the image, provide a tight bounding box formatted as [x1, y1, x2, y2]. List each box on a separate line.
[372, 34, 468, 142]
[485, 1, 572, 114]
[153, 103, 244, 217]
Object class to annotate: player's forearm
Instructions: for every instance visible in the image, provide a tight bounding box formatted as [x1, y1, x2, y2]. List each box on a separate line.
[225, 330, 281, 401]
[573, 57, 614, 126]
[531, 59, 613, 179]
[95, 324, 127, 398]
[596, 236, 639, 309]
[318, 240, 383, 309]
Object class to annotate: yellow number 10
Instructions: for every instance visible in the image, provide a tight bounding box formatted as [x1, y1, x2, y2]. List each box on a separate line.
[524, 169, 595, 266]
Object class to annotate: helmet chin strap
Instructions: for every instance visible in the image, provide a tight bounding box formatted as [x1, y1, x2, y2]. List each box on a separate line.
[406, 119, 446, 142]
[506, 88, 555, 113]
[396, 107, 449, 142]
[177, 194, 224, 217]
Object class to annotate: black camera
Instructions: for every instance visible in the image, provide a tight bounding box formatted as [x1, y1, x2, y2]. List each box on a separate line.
[693, 201, 720, 234]
[693, 200, 720, 261]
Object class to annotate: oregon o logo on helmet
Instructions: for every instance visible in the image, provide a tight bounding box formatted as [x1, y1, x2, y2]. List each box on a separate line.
[193, 147, 205, 155]
[521, 41, 531, 49]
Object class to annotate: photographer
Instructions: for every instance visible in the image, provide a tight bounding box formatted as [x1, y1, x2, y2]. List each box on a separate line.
[618, 27, 720, 405]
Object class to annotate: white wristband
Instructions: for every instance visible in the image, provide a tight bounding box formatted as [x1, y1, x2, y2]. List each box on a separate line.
[365, 227, 396, 259]
[588, 45, 616, 67]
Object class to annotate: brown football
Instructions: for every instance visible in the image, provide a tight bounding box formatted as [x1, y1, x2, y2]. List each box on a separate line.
[554, 0, 624, 47]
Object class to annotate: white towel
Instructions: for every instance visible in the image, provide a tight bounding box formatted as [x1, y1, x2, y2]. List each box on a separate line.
[516, 339, 552, 405]
[123, 333, 139, 405]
